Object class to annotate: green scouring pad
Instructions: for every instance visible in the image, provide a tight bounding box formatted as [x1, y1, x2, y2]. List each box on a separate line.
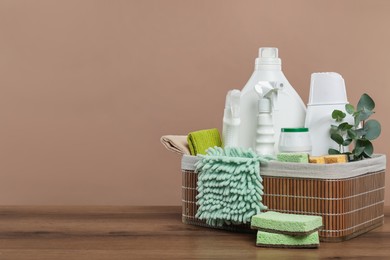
[256, 230, 320, 248]
[251, 211, 323, 235]
[276, 153, 309, 163]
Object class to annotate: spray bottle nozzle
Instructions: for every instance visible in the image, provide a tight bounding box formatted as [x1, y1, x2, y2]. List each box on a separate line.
[254, 81, 282, 111]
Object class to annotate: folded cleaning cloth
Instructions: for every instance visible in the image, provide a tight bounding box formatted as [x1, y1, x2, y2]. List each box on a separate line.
[195, 147, 271, 226]
[160, 135, 190, 155]
[187, 128, 222, 155]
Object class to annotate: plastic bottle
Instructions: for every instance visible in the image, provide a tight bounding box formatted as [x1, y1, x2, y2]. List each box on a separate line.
[239, 47, 306, 152]
[254, 96, 275, 155]
[305, 72, 353, 156]
[222, 89, 241, 148]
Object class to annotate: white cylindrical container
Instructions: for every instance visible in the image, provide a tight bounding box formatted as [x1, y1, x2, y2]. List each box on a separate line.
[278, 128, 312, 154]
[255, 98, 275, 155]
[305, 72, 353, 156]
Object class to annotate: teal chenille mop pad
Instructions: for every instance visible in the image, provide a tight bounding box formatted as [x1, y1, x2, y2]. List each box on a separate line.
[195, 147, 273, 226]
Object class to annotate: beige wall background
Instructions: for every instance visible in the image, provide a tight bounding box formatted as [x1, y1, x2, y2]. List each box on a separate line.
[0, 0, 389, 205]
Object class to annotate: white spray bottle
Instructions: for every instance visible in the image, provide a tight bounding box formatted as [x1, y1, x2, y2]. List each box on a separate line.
[239, 47, 306, 151]
[222, 90, 241, 148]
[254, 82, 280, 155]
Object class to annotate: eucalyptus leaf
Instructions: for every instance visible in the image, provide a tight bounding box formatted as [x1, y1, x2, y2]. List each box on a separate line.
[328, 148, 341, 155]
[362, 152, 371, 159]
[345, 104, 355, 114]
[332, 110, 346, 122]
[353, 146, 365, 157]
[357, 93, 375, 111]
[347, 129, 357, 139]
[330, 125, 339, 135]
[363, 119, 381, 140]
[357, 109, 374, 122]
[355, 139, 374, 159]
[331, 133, 344, 145]
[338, 122, 353, 131]
[363, 140, 374, 156]
[355, 128, 367, 137]
[343, 138, 352, 146]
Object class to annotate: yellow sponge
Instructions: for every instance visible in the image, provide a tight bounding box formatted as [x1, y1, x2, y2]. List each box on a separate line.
[309, 156, 325, 164]
[324, 154, 348, 164]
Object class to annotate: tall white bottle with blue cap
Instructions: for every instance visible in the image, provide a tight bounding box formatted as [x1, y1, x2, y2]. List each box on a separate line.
[238, 47, 306, 152]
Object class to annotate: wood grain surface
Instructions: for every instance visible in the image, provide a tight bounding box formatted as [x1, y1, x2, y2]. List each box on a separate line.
[0, 206, 389, 259]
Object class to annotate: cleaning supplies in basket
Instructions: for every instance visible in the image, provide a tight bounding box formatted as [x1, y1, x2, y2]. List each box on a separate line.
[195, 147, 271, 226]
[251, 211, 323, 248]
[187, 128, 222, 155]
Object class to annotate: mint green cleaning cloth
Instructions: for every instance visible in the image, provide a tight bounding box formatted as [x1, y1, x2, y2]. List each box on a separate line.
[187, 128, 222, 155]
[195, 147, 273, 227]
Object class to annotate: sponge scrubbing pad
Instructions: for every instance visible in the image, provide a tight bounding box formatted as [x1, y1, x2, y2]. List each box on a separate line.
[251, 211, 323, 235]
[256, 231, 319, 248]
[276, 153, 309, 163]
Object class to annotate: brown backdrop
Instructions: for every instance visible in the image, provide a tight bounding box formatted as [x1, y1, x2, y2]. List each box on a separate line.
[0, 0, 389, 205]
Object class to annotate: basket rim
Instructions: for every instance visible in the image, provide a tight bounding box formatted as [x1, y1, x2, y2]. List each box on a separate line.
[181, 154, 386, 180]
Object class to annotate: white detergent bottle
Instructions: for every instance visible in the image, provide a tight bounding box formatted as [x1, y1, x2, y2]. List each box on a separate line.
[239, 47, 306, 152]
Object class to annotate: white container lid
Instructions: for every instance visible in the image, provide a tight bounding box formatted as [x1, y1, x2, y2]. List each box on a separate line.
[308, 72, 348, 106]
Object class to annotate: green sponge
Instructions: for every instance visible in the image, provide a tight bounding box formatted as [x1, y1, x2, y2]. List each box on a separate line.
[276, 153, 309, 163]
[256, 231, 319, 248]
[251, 211, 323, 235]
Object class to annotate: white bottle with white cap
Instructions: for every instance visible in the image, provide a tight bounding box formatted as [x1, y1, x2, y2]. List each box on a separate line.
[305, 72, 354, 156]
[239, 47, 306, 152]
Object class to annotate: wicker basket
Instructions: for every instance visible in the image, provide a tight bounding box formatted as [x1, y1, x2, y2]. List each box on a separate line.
[181, 154, 386, 242]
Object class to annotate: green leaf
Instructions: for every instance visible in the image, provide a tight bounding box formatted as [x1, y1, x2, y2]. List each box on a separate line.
[328, 148, 341, 155]
[355, 128, 367, 137]
[357, 93, 375, 111]
[363, 140, 374, 157]
[331, 133, 344, 145]
[332, 110, 346, 122]
[353, 146, 365, 157]
[343, 138, 352, 146]
[357, 109, 374, 122]
[338, 122, 353, 131]
[330, 125, 339, 135]
[363, 119, 381, 140]
[345, 104, 355, 114]
[355, 139, 373, 158]
[347, 129, 357, 139]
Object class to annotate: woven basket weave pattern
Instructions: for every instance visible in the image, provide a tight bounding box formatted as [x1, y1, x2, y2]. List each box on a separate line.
[182, 169, 385, 242]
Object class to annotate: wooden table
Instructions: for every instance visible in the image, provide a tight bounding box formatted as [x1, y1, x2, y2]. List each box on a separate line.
[0, 206, 389, 259]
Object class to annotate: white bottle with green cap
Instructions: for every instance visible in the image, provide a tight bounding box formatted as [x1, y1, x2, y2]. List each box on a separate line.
[239, 47, 306, 152]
